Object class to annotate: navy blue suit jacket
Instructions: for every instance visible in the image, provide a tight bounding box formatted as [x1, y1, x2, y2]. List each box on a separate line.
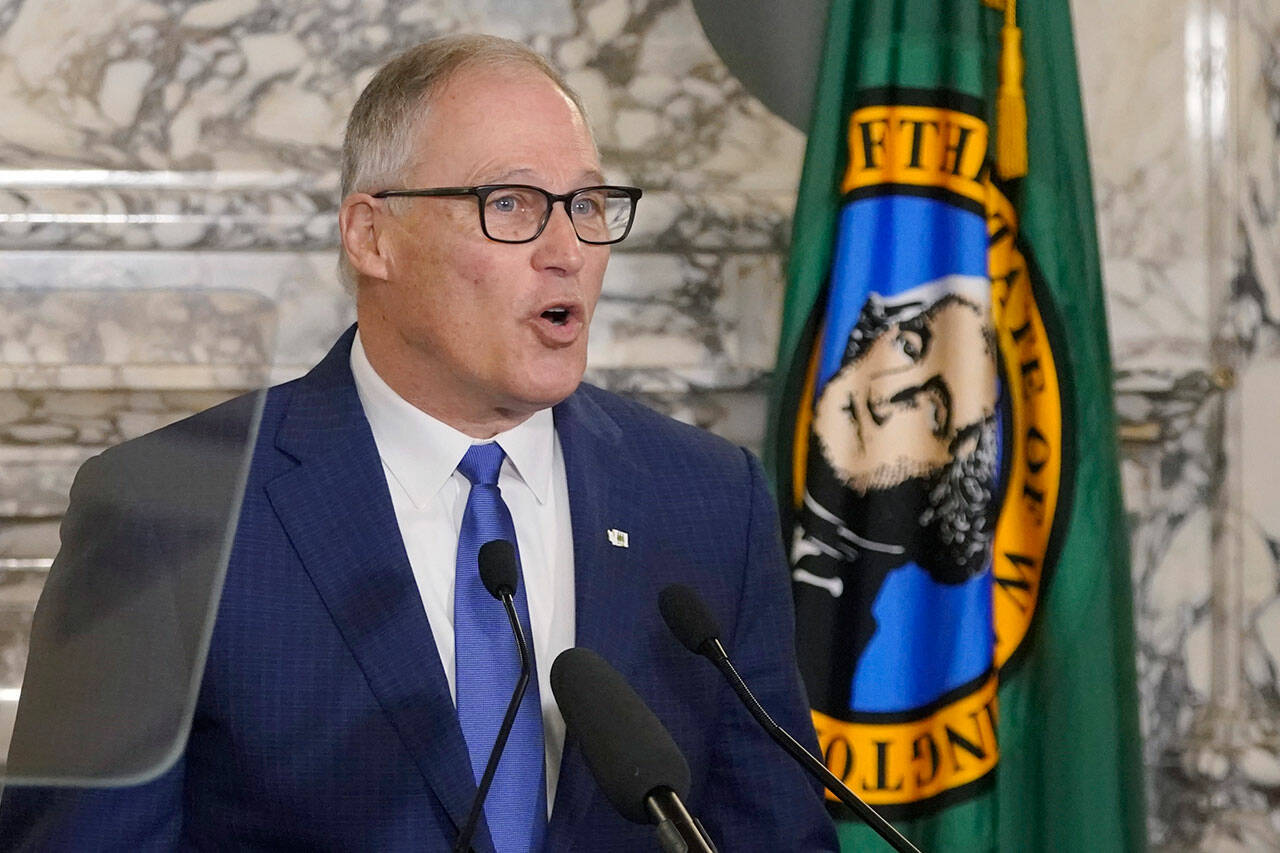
[0, 329, 837, 851]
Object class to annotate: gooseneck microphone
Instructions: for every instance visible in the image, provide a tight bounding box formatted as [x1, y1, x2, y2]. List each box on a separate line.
[550, 647, 718, 853]
[658, 584, 923, 853]
[453, 540, 533, 853]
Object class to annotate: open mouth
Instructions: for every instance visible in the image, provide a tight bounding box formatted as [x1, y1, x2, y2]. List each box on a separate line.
[541, 306, 572, 326]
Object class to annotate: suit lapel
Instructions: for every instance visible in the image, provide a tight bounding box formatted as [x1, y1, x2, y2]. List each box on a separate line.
[261, 336, 647, 849]
[545, 388, 647, 848]
[263, 328, 487, 850]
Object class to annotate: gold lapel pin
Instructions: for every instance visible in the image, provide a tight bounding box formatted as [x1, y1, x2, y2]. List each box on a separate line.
[606, 528, 629, 548]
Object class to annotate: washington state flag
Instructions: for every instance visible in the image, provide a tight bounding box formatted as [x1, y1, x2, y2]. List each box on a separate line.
[765, 0, 1147, 849]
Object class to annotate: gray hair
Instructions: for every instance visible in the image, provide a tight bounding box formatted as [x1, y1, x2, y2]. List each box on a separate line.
[338, 34, 589, 290]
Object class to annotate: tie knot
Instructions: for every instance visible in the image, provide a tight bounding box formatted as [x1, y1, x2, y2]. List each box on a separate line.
[457, 443, 505, 486]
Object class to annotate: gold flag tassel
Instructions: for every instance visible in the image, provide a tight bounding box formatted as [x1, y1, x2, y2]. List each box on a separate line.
[996, 0, 1028, 179]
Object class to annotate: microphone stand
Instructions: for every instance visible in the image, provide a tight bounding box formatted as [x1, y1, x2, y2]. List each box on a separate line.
[703, 639, 922, 853]
[645, 786, 718, 853]
[452, 588, 532, 853]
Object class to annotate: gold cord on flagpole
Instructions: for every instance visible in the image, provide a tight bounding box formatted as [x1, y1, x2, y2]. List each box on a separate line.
[995, 0, 1028, 178]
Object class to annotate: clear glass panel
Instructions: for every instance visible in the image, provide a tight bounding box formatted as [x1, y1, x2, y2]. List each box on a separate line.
[0, 267, 290, 785]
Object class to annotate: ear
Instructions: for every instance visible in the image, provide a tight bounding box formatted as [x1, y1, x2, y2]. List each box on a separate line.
[339, 193, 390, 282]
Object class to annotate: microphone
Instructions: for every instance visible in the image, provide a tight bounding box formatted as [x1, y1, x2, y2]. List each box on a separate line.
[479, 538, 519, 598]
[453, 540, 534, 853]
[658, 584, 922, 853]
[550, 647, 718, 853]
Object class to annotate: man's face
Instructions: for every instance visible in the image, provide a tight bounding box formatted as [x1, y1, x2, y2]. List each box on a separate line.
[813, 296, 995, 492]
[355, 65, 609, 430]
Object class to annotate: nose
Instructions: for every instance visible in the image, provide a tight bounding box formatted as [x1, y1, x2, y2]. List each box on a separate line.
[885, 375, 952, 436]
[530, 201, 586, 275]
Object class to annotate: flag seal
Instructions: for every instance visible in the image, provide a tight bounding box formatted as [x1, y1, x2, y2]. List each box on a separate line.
[791, 87, 1066, 817]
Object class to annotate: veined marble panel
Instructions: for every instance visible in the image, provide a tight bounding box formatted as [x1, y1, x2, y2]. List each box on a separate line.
[0, 0, 803, 193]
[1236, 0, 1280, 338]
[1213, 0, 1280, 845]
[1074, 0, 1219, 375]
[592, 251, 785, 373]
[0, 287, 277, 369]
[0, 248, 783, 390]
[0, 249, 350, 387]
[1076, 0, 1280, 845]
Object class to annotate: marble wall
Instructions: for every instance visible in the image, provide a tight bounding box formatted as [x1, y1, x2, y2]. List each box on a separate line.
[0, 0, 805, 782]
[1076, 0, 1280, 846]
[0, 5, 800, 519]
[0, 0, 1276, 849]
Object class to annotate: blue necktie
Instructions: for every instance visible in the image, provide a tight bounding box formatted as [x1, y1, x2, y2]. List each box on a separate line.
[454, 443, 547, 852]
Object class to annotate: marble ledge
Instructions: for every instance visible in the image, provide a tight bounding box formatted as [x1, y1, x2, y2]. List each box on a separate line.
[0, 187, 797, 253]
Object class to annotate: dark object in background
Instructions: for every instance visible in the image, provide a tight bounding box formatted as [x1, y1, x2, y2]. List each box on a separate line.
[691, 0, 829, 131]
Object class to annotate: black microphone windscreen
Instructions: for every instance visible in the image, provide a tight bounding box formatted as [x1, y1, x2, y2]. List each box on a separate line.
[550, 647, 691, 824]
[659, 584, 722, 655]
[477, 539, 518, 599]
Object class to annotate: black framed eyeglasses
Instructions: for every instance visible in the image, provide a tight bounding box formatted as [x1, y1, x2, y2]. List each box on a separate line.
[371, 184, 643, 245]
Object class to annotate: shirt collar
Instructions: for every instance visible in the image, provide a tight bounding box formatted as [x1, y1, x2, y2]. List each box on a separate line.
[349, 331, 555, 509]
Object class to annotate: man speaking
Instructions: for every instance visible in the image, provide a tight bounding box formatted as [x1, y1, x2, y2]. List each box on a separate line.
[0, 35, 836, 851]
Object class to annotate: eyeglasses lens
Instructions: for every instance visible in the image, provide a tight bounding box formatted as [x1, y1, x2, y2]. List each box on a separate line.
[481, 187, 634, 243]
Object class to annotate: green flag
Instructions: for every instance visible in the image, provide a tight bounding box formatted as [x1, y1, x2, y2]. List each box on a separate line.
[765, 0, 1147, 850]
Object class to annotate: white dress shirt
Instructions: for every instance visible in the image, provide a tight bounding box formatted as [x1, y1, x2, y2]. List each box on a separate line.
[349, 332, 576, 814]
